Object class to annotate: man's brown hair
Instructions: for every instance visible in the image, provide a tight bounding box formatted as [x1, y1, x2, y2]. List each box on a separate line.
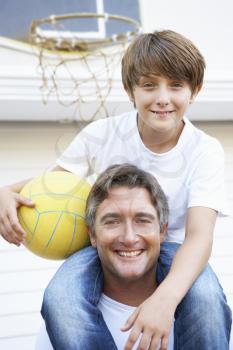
[122, 30, 205, 95]
[85, 163, 169, 236]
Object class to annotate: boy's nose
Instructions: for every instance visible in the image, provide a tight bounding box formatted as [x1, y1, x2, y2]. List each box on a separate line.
[155, 87, 170, 106]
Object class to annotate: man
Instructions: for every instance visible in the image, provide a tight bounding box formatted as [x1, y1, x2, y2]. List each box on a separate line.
[36, 163, 173, 349]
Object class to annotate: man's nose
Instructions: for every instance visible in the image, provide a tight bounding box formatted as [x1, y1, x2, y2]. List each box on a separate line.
[121, 221, 138, 244]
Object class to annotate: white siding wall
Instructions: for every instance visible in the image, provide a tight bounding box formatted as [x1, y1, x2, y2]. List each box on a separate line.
[198, 123, 233, 309]
[0, 122, 84, 349]
[140, 0, 233, 72]
[0, 121, 233, 349]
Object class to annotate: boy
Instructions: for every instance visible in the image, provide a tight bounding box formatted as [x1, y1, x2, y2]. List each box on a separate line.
[0, 30, 232, 349]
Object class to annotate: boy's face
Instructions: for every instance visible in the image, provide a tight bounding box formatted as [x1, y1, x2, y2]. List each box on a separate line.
[90, 186, 166, 286]
[127, 75, 200, 135]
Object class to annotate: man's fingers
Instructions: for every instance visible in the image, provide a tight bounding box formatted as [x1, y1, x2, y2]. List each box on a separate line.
[124, 324, 142, 350]
[121, 307, 140, 331]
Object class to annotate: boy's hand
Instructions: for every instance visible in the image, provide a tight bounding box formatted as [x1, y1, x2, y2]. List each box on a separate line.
[122, 290, 176, 350]
[0, 187, 34, 246]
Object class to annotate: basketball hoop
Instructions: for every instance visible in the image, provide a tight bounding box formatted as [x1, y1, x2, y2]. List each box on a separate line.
[29, 12, 141, 121]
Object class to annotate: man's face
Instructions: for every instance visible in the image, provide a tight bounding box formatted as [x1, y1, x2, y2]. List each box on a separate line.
[90, 186, 166, 285]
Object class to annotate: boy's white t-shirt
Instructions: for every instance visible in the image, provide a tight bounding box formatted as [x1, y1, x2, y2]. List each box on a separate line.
[57, 111, 228, 243]
[35, 294, 174, 350]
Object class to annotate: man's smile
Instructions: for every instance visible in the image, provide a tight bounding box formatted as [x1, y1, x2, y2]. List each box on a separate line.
[116, 250, 143, 257]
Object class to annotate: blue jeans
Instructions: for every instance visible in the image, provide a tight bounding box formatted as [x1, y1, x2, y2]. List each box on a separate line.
[41, 243, 232, 350]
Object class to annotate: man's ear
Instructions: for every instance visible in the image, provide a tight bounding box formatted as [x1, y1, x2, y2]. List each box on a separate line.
[160, 223, 168, 243]
[88, 229, 97, 247]
[190, 84, 202, 104]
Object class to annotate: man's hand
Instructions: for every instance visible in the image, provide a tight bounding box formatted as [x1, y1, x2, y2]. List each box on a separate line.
[121, 290, 175, 350]
[0, 187, 34, 246]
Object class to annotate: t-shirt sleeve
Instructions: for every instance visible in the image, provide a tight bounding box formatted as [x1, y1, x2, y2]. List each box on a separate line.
[187, 140, 229, 216]
[56, 127, 91, 178]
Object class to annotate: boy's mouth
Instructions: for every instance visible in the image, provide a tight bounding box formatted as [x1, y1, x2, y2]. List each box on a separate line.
[151, 110, 174, 116]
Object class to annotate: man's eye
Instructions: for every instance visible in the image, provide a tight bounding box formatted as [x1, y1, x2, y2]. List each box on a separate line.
[104, 219, 120, 225]
[136, 218, 152, 224]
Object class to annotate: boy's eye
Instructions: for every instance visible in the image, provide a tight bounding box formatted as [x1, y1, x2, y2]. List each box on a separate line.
[171, 81, 184, 88]
[143, 82, 155, 89]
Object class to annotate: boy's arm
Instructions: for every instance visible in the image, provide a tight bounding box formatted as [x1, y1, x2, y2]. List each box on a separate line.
[123, 206, 217, 350]
[0, 165, 67, 245]
[159, 206, 216, 302]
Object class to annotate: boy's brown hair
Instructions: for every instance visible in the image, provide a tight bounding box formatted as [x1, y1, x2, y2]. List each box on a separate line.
[122, 30, 206, 95]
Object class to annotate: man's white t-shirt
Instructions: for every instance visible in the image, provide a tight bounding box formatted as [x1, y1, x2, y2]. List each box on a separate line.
[98, 294, 174, 350]
[35, 294, 174, 350]
[57, 111, 228, 243]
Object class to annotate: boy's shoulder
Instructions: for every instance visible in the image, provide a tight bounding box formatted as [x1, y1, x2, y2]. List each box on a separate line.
[184, 117, 223, 154]
[83, 111, 136, 132]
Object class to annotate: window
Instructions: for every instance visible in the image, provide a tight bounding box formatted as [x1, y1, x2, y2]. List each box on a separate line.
[0, 0, 140, 42]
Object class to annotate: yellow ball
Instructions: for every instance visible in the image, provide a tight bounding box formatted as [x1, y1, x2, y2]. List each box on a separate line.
[18, 171, 92, 260]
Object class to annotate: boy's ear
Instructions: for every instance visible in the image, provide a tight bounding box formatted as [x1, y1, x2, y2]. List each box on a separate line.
[160, 223, 168, 243]
[190, 84, 202, 104]
[124, 87, 134, 103]
[88, 229, 97, 247]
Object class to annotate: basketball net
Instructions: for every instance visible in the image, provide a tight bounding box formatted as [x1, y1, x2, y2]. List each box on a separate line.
[29, 13, 141, 121]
